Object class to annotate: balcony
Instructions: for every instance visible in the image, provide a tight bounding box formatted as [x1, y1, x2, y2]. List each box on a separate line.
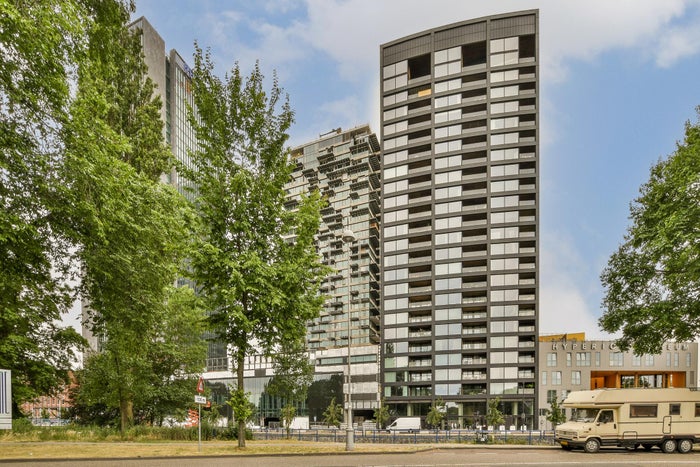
[409, 330, 432, 338]
[463, 312, 487, 320]
[408, 359, 432, 368]
[409, 373, 432, 382]
[463, 327, 487, 335]
[463, 373, 487, 380]
[462, 296, 487, 305]
[463, 342, 487, 350]
[462, 357, 487, 365]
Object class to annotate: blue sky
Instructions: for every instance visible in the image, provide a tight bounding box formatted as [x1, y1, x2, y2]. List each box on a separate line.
[132, 0, 700, 339]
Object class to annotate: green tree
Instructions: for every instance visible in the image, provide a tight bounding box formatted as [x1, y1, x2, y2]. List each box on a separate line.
[280, 404, 296, 439]
[426, 398, 446, 430]
[265, 339, 314, 405]
[486, 397, 505, 430]
[322, 397, 343, 428]
[600, 109, 700, 354]
[180, 46, 327, 447]
[63, 0, 201, 433]
[545, 398, 567, 430]
[373, 399, 391, 429]
[0, 0, 87, 414]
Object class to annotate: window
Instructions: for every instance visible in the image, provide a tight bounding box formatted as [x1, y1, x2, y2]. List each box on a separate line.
[576, 352, 591, 367]
[595, 352, 601, 367]
[571, 371, 581, 385]
[695, 404, 700, 417]
[670, 404, 681, 416]
[688, 353, 693, 367]
[566, 353, 572, 367]
[546, 353, 557, 367]
[630, 405, 658, 418]
[609, 352, 624, 367]
[632, 355, 641, 367]
[546, 389, 557, 404]
[598, 410, 614, 424]
[541, 371, 547, 386]
[645, 354, 654, 366]
[551, 371, 562, 385]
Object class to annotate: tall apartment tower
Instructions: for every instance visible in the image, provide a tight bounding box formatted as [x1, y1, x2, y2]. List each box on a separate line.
[286, 125, 382, 421]
[379, 10, 539, 429]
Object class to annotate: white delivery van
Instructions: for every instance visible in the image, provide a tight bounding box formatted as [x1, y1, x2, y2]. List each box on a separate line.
[555, 387, 700, 453]
[387, 417, 421, 433]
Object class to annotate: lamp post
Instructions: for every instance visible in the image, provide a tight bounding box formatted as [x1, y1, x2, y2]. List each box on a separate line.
[341, 227, 356, 451]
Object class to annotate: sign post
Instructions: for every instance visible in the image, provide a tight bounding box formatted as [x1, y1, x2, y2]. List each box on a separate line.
[0, 370, 10, 430]
[195, 377, 205, 452]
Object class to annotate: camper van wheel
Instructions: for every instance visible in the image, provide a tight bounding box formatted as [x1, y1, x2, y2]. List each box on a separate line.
[677, 439, 693, 454]
[661, 439, 677, 453]
[584, 438, 600, 453]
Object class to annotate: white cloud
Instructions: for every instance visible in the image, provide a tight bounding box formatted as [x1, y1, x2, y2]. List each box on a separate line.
[655, 21, 700, 67]
[539, 230, 613, 339]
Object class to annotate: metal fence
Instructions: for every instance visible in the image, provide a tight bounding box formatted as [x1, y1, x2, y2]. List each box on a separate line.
[253, 428, 557, 445]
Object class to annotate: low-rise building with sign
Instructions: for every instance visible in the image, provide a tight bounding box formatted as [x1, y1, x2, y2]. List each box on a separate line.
[538, 334, 699, 430]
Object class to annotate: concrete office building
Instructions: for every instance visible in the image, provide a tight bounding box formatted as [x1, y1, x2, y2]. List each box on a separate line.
[380, 10, 539, 429]
[538, 334, 699, 430]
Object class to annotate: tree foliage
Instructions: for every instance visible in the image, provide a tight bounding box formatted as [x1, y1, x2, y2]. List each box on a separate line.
[63, 0, 203, 433]
[545, 398, 567, 429]
[180, 45, 327, 447]
[72, 287, 206, 426]
[322, 397, 343, 428]
[0, 0, 87, 413]
[280, 404, 296, 438]
[600, 109, 700, 354]
[373, 399, 391, 429]
[426, 398, 446, 429]
[486, 397, 505, 428]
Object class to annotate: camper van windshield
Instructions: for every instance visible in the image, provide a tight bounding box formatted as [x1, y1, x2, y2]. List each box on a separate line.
[572, 408, 599, 423]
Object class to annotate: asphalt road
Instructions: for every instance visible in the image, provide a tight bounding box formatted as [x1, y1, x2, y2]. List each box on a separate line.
[3, 447, 700, 467]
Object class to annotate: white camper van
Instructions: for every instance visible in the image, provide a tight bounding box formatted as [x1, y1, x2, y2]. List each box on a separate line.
[387, 417, 421, 433]
[555, 388, 700, 453]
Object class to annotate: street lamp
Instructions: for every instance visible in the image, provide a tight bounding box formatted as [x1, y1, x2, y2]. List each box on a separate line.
[341, 227, 356, 452]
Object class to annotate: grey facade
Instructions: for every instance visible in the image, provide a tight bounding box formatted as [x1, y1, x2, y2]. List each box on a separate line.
[538, 338, 699, 430]
[380, 10, 539, 429]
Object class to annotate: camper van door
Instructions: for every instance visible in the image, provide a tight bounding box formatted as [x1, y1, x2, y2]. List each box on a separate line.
[595, 409, 617, 444]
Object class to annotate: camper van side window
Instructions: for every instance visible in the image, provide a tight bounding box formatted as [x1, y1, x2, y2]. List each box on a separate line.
[695, 404, 700, 417]
[630, 404, 657, 418]
[670, 404, 681, 416]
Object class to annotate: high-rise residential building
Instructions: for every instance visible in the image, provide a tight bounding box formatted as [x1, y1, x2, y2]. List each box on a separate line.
[379, 10, 539, 429]
[285, 125, 382, 422]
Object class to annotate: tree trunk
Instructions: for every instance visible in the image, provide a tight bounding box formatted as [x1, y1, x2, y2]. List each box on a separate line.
[120, 397, 133, 434]
[237, 353, 246, 448]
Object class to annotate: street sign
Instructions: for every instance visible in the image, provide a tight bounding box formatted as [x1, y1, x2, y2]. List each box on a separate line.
[196, 376, 204, 394]
[194, 395, 206, 404]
